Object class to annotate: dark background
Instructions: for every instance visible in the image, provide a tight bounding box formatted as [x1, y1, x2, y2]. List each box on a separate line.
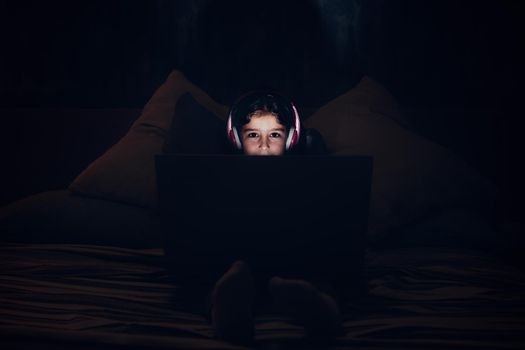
[0, 0, 524, 220]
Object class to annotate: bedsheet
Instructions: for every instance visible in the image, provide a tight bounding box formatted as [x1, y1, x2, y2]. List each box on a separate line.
[1, 243, 524, 349]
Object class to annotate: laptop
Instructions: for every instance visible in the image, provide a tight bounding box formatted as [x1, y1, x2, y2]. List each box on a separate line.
[155, 154, 372, 282]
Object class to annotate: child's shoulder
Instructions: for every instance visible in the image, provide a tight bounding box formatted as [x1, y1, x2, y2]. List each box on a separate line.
[293, 128, 328, 155]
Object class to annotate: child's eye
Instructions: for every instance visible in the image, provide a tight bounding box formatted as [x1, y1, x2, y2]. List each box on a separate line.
[247, 132, 258, 138]
[270, 132, 282, 138]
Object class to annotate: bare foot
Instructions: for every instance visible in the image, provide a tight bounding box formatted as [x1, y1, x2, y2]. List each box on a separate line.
[268, 276, 342, 339]
[211, 260, 255, 344]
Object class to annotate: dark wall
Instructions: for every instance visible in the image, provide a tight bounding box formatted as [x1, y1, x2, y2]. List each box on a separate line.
[2, 0, 522, 108]
[0, 0, 160, 107]
[359, 1, 522, 109]
[0, 0, 524, 218]
[0, 0, 363, 108]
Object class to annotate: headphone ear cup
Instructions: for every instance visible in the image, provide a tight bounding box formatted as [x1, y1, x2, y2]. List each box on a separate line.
[227, 114, 242, 150]
[232, 127, 242, 150]
[228, 129, 235, 146]
[285, 127, 298, 150]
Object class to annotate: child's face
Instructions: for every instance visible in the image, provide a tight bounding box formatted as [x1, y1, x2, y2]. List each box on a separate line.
[241, 113, 286, 156]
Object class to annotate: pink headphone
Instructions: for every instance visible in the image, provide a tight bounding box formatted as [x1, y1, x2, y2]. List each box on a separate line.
[226, 92, 301, 151]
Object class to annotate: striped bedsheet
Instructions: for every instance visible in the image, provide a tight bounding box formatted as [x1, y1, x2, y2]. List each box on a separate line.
[1, 244, 524, 349]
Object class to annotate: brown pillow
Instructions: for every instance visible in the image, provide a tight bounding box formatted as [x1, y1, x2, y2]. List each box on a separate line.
[304, 76, 497, 240]
[69, 70, 228, 208]
[0, 190, 159, 248]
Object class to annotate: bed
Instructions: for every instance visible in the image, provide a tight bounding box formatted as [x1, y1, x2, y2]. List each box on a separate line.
[1, 70, 524, 349]
[1, 244, 524, 349]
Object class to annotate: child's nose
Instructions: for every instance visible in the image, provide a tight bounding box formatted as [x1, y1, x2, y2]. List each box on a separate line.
[259, 137, 270, 149]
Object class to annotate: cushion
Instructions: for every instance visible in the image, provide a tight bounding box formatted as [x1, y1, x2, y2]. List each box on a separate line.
[374, 207, 495, 250]
[68, 70, 229, 208]
[0, 190, 161, 248]
[163, 93, 231, 154]
[304, 76, 497, 241]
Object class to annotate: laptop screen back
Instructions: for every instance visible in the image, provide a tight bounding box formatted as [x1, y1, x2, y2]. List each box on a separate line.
[156, 154, 372, 277]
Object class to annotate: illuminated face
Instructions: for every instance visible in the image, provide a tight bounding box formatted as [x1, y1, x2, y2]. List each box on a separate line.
[241, 113, 286, 156]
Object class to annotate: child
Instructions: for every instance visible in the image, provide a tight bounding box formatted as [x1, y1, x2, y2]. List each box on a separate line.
[209, 91, 343, 344]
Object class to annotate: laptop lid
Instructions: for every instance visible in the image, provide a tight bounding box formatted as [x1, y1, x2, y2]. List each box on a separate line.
[156, 154, 372, 276]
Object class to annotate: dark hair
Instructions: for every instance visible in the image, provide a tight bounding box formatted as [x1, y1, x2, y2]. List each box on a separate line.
[229, 91, 297, 131]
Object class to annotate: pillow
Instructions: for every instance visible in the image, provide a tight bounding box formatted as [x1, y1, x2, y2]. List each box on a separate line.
[304, 76, 497, 241]
[163, 93, 231, 154]
[69, 70, 229, 208]
[0, 190, 161, 248]
[374, 207, 495, 250]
